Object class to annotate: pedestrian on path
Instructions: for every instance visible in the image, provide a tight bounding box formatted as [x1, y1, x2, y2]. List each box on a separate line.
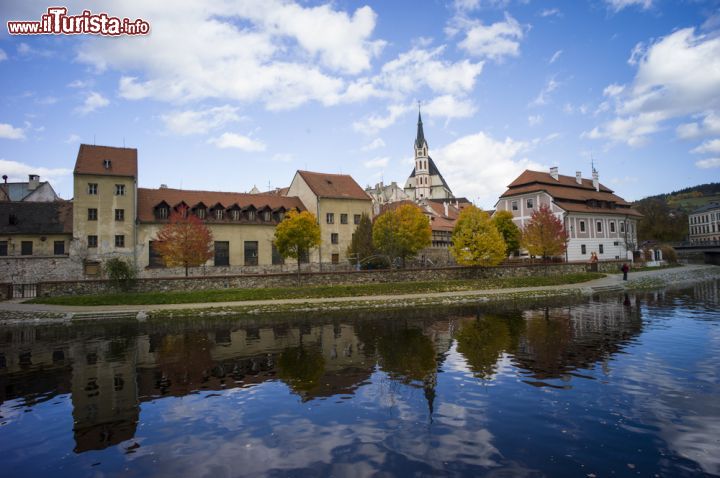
[621, 263, 629, 281]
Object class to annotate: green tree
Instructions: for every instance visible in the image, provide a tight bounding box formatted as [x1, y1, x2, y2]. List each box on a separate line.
[492, 210, 521, 256]
[346, 213, 384, 269]
[274, 209, 321, 281]
[277, 345, 325, 397]
[521, 204, 568, 260]
[450, 205, 507, 266]
[103, 257, 137, 291]
[155, 206, 214, 276]
[636, 198, 687, 242]
[372, 203, 431, 267]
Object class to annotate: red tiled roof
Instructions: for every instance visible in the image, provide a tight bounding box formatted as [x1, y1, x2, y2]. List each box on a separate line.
[137, 187, 305, 222]
[74, 144, 138, 177]
[297, 171, 371, 201]
[554, 200, 643, 217]
[507, 170, 613, 193]
[501, 183, 632, 205]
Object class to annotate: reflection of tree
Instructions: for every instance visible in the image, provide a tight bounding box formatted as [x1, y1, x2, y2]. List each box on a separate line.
[277, 346, 325, 394]
[155, 333, 215, 394]
[376, 328, 436, 383]
[455, 315, 524, 379]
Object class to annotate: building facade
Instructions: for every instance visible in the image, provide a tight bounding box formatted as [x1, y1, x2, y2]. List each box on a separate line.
[688, 202, 720, 244]
[0, 174, 60, 202]
[496, 167, 642, 262]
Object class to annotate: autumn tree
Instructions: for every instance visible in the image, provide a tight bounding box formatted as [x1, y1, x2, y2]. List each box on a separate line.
[346, 213, 384, 269]
[450, 206, 507, 266]
[372, 203, 431, 267]
[521, 204, 569, 260]
[155, 206, 214, 276]
[274, 209, 321, 281]
[492, 210, 521, 256]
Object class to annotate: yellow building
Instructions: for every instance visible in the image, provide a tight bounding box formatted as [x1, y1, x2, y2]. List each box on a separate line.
[287, 170, 373, 265]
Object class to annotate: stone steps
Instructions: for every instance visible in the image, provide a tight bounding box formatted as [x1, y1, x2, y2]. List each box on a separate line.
[590, 284, 625, 293]
[71, 311, 141, 321]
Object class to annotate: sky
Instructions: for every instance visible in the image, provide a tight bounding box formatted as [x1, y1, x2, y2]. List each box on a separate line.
[1, 0, 719, 209]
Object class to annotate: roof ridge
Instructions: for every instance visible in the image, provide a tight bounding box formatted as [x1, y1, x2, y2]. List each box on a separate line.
[138, 186, 289, 197]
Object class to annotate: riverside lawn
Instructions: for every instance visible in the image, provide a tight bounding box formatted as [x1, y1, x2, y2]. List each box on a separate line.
[28, 273, 603, 306]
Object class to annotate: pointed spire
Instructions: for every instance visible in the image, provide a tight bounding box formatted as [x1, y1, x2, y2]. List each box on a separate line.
[415, 102, 427, 149]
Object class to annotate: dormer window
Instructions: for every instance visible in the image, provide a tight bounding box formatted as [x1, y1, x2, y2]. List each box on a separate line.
[247, 210, 255, 221]
[103, 159, 112, 169]
[215, 209, 224, 220]
[196, 208, 206, 219]
[231, 209, 240, 221]
[158, 207, 169, 219]
[263, 210, 271, 222]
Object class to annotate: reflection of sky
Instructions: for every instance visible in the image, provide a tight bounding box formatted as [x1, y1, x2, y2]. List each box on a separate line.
[1, 285, 719, 477]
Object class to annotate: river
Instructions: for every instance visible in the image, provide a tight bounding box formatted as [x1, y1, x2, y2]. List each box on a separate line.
[1, 280, 719, 477]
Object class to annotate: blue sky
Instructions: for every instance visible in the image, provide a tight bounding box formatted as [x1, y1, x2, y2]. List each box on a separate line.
[1, 0, 719, 208]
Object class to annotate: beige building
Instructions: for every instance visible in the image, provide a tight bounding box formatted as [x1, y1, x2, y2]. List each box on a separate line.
[496, 167, 642, 261]
[688, 202, 720, 244]
[287, 170, 372, 265]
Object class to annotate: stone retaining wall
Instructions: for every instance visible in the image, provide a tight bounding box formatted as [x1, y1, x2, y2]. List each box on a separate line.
[34, 261, 624, 298]
[2, 256, 84, 283]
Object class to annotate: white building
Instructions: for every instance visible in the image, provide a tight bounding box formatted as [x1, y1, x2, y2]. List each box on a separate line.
[688, 202, 720, 244]
[496, 167, 642, 262]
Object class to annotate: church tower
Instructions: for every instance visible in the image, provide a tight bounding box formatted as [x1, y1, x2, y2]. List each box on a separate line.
[414, 111, 431, 199]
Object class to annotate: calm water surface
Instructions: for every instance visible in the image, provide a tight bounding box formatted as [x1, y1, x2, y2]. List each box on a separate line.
[1, 281, 719, 477]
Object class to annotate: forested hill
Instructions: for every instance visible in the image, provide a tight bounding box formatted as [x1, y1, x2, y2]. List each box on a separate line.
[633, 182, 720, 242]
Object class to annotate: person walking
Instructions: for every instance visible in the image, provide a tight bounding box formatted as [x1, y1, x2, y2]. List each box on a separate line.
[621, 263, 629, 281]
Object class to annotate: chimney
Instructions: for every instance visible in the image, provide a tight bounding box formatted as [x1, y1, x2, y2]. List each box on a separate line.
[550, 166, 559, 181]
[160, 184, 168, 189]
[575, 171, 582, 185]
[592, 170, 599, 192]
[443, 201, 449, 216]
[28, 174, 40, 191]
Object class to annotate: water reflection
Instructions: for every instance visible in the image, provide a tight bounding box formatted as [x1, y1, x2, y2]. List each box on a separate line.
[1, 285, 719, 477]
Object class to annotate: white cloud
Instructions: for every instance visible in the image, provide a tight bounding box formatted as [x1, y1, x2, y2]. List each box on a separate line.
[695, 157, 720, 169]
[208, 133, 266, 152]
[549, 49, 562, 64]
[75, 91, 109, 115]
[530, 77, 559, 106]
[67, 79, 93, 89]
[0, 123, 25, 140]
[584, 111, 666, 147]
[590, 27, 720, 146]
[457, 13, 524, 61]
[0, 48, 7, 62]
[434, 131, 544, 207]
[605, 0, 653, 12]
[363, 156, 389, 168]
[64, 134, 81, 144]
[424, 95, 476, 119]
[540, 8, 562, 18]
[0, 159, 71, 184]
[691, 139, 720, 154]
[361, 138, 386, 151]
[603, 83, 625, 97]
[677, 112, 720, 139]
[162, 106, 241, 135]
[528, 114, 543, 126]
[353, 104, 412, 135]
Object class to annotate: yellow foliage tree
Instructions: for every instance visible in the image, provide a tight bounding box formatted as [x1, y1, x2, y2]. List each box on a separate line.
[372, 203, 431, 267]
[450, 205, 507, 266]
[274, 210, 321, 280]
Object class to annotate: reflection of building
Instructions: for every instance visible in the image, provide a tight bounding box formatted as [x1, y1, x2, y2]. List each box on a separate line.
[496, 168, 642, 261]
[688, 202, 720, 244]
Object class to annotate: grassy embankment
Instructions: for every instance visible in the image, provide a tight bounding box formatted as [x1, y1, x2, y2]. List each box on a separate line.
[28, 273, 603, 306]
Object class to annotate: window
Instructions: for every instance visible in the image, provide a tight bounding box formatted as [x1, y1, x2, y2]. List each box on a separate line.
[331, 233, 339, 244]
[610, 222, 615, 233]
[149, 241, 165, 267]
[215, 209, 224, 220]
[263, 210, 271, 222]
[340, 213, 348, 224]
[54, 241, 65, 255]
[88, 208, 98, 221]
[581, 244, 586, 255]
[103, 159, 112, 169]
[244, 241, 258, 266]
[0, 241, 7, 256]
[597, 221, 603, 233]
[115, 209, 124, 221]
[115, 235, 125, 248]
[526, 198, 534, 208]
[620, 222, 625, 233]
[511, 201, 518, 211]
[299, 248, 309, 264]
[326, 213, 335, 224]
[231, 209, 240, 221]
[331, 253, 339, 264]
[158, 207, 169, 219]
[21, 241, 33, 256]
[272, 243, 284, 265]
[354, 214, 361, 225]
[115, 184, 125, 196]
[214, 241, 229, 266]
[247, 210, 255, 221]
[88, 235, 98, 248]
[599, 244, 604, 254]
[88, 183, 98, 195]
[196, 208, 206, 219]
[579, 221, 586, 233]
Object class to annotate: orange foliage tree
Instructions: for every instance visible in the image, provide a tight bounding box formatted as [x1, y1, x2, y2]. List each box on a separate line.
[155, 206, 214, 276]
[521, 204, 568, 260]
